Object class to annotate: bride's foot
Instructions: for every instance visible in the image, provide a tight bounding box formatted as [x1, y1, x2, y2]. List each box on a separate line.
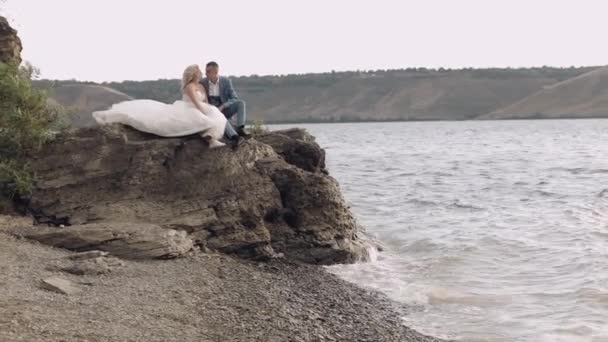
[208, 139, 226, 149]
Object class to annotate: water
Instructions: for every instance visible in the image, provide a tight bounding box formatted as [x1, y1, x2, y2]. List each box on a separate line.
[271, 120, 608, 342]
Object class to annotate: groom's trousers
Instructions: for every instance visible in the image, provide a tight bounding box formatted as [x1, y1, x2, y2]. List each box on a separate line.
[221, 100, 247, 127]
[224, 122, 238, 138]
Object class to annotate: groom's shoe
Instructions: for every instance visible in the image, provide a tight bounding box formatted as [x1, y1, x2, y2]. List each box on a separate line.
[236, 126, 251, 138]
[227, 135, 245, 150]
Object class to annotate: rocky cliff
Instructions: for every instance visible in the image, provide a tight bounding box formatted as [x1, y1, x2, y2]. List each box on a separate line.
[0, 16, 22, 65]
[0, 126, 440, 342]
[23, 126, 369, 265]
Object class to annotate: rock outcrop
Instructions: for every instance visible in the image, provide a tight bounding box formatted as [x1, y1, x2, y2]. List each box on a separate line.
[25, 222, 194, 259]
[25, 126, 368, 264]
[40, 276, 80, 295]
[0, 16, 22, 65]
[256, 128, 327, 173]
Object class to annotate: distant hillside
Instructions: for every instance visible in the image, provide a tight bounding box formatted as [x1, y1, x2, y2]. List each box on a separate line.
[35, 82, 133, 127]
[479, 67, 608, 120]
[103, 67, 600, 122]
[231, 70, 564, 122]
[38, 67, 600, 124]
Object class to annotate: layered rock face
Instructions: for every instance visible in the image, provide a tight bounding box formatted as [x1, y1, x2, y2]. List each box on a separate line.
[26, 126, 368, 264]
[0, 16, 22, 64]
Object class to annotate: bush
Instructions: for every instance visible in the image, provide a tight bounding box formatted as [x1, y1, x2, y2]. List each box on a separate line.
[0, 62, 66, 199]
[248, 120, 268, 137]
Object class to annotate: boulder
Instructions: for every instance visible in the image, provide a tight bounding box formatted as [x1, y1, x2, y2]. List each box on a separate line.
[62, 256, 124, 276]
[25, 125, 368, 264]
[40, 277, 80, 295]
[0, 17, 22, 65]
[66, 250, 109, 260]
[256, 128, 326, 173]
[25, 222, 193, 259]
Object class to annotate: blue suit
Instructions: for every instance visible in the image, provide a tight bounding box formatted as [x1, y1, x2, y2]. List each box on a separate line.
[200, 77, 247, 128]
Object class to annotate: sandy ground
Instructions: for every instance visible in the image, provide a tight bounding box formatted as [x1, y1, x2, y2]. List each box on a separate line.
[0, 216, 444, 342]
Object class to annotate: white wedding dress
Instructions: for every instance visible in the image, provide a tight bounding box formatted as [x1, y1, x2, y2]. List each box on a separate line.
[93, 89, 227, 141]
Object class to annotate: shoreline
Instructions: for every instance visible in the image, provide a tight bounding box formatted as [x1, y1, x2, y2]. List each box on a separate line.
[263, 116, 608, 125]
[1, 215, 445, 342]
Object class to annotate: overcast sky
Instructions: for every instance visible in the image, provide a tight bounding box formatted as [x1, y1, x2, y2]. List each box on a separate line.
[3, 0, 607, 82]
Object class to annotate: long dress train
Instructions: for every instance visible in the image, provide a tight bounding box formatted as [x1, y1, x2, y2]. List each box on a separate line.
[93, 90, 227, 140]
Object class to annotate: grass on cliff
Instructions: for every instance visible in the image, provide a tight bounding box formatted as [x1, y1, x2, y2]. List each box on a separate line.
[0, 62, 67, 204]
[248, 120, 269, 137]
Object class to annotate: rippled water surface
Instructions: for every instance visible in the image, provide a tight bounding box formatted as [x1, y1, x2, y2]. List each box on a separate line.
[272, 120, 608, 342]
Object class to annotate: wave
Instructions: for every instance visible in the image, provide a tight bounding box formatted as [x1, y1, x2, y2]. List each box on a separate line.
[546, 167, 608, 175]
[405, 199, 441, 207]
[546, 167, 586, 174]
[449, 200, 485, 211]
[404, 198, 485, 210]
[429, 171, 455, 177]
[396, 172, 417, 177]
[400, 238, 445, 253]
[531, 190, 564, 198]
[426, 287, 512, 307]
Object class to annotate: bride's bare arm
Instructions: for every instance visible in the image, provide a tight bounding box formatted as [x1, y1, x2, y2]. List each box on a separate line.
[185, 83, 210, 115]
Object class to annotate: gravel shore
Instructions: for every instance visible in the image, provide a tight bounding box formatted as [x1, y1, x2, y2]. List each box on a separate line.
[1, 216, 444, 342]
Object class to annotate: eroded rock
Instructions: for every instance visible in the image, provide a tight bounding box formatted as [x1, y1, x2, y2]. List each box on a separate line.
[40, 277, 80, 295]
[25, 222, 193, 259]
[25, 126, 368, 264]
[66, 250, 109, 260]
[256, 128, 326, 173]
[0, 17, 22, 65]
[62, 256, 124, 275]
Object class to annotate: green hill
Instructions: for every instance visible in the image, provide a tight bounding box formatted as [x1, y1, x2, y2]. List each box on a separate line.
[480, 67, 608, 119]
[37, 67, 601, 124]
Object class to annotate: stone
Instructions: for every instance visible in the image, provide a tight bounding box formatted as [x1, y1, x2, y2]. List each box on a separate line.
[0, 215, 32, 232]
[40, 277, 80, 295]
[24, 126, 368, 264]
[25, 222, 194, 259]
[0, 17, 22, 65]
[256, 128, 326, 173]
[259, 158, 370, 264]
[62, 256, 123, 276]
[66, 250, 109, 260]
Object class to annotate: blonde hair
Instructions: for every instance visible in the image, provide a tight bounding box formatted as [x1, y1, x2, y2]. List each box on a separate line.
[181, 64, 201, 90]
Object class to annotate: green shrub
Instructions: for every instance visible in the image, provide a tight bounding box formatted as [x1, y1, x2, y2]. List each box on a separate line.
[248, 120, 268, 137]
[0, 62, 65, 199]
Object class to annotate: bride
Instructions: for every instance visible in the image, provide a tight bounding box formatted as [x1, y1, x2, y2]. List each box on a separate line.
[93, 64, 242, 148]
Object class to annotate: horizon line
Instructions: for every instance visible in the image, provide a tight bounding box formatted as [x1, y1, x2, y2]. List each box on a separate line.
[33, 64, 606, 83]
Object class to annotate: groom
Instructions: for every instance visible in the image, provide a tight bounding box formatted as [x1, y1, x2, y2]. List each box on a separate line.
[201, 61, 249, 138]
